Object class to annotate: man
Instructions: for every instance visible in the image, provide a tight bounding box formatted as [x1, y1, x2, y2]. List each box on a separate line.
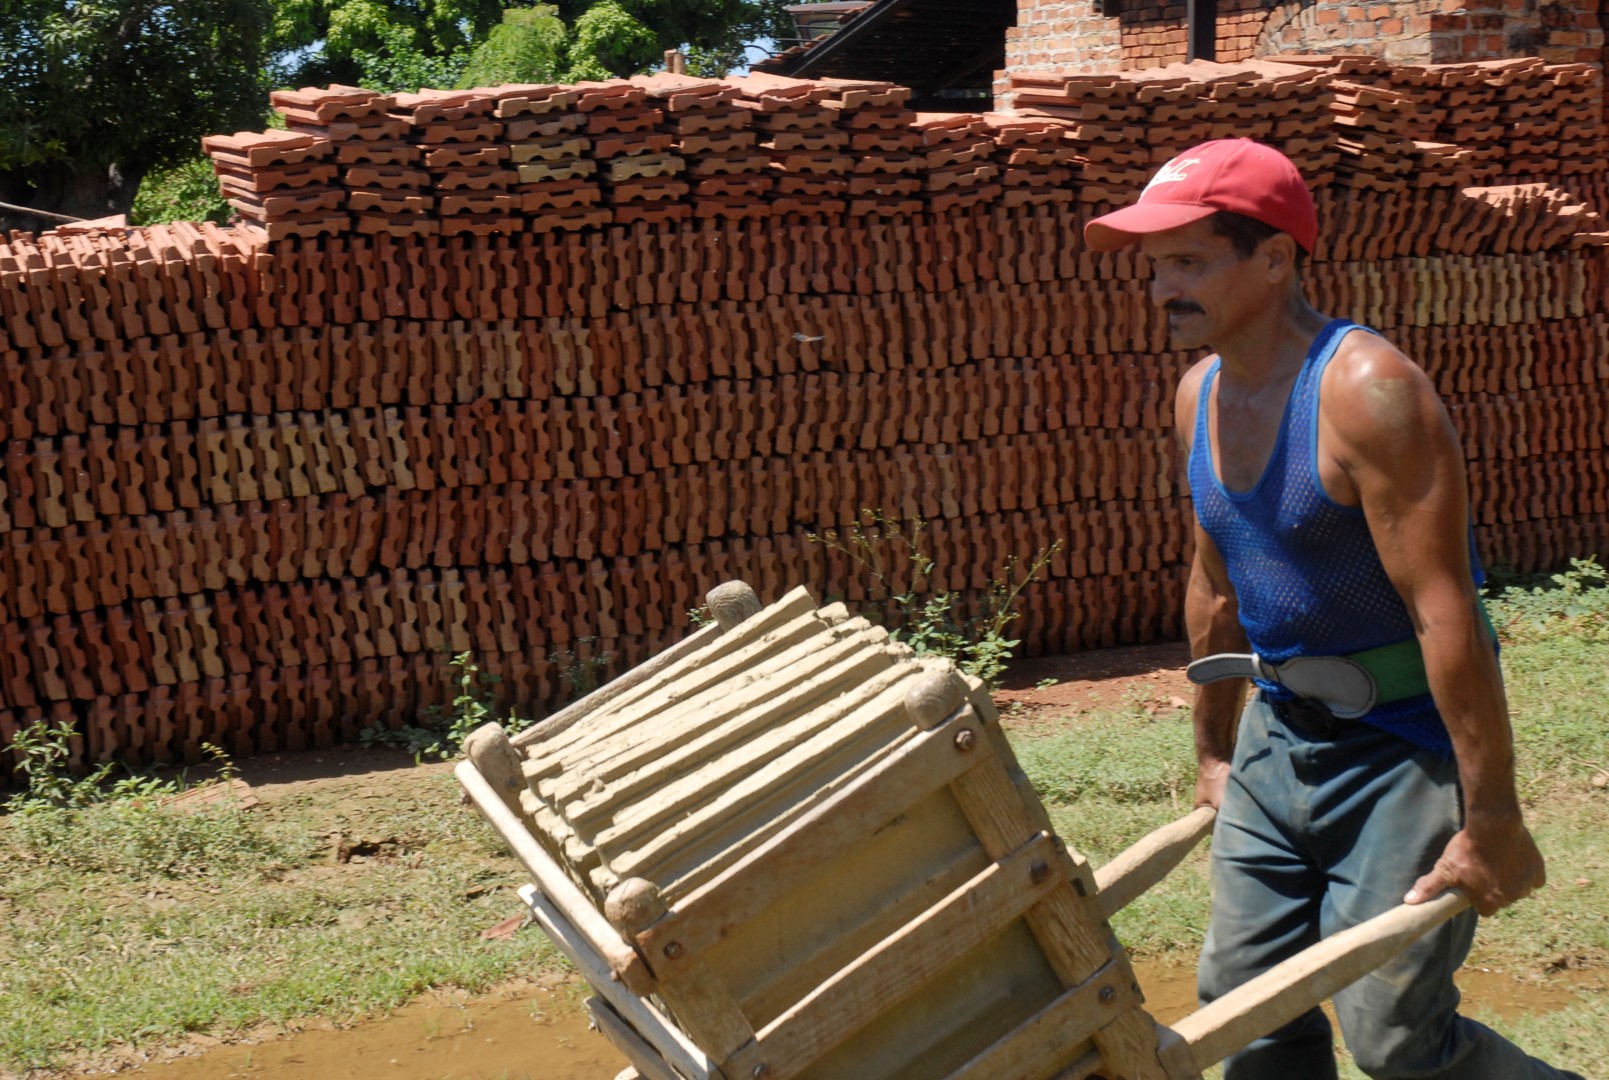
[1083, 139, 1581, 1079]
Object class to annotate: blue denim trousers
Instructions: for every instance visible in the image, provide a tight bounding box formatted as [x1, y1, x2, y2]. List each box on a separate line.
[1197, 694, 1583, 1080]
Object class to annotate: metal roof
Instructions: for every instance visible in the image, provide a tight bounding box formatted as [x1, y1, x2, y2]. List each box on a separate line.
[756, 0, 1018, 108]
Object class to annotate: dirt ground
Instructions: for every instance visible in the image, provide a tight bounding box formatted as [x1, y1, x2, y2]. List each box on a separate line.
[994, 640, 1195, 716]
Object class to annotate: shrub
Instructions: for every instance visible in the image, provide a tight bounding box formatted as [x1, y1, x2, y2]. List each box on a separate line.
[1483, 556, 1608, 645]
[809, 510, 1061, 689]
[362, 650, 535, 760]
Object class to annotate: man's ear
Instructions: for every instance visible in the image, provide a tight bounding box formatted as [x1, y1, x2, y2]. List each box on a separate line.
[1261, 232, 1299, 283]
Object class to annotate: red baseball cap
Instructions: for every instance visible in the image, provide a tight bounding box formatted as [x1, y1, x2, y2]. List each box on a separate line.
[1083, 138, 1317, 254]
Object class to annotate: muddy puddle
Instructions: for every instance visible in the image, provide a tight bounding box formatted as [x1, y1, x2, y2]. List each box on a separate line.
[78, 961, 1598, 1080]
[1131, 959, 1597, 1026]
[77, 982, 622, 1080]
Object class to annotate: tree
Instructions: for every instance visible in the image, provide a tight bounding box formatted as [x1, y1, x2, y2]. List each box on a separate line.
[553, 0, 790, 78]
[456, 6, 567, 88]
[0, 0, 273, 232]
[273, 0, 795, 90]
[271, 0, 508, 88]
[561, 0, 656, 80]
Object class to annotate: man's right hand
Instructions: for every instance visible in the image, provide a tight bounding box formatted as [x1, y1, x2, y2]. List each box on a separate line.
[1405, 811, 1547, 916]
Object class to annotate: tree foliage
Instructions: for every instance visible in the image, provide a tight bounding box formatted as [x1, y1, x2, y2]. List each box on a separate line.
[456, 6, 567, 88]
[0, 0, 272, 226]
[275, 0, 793, 90]
[270, 0, 505, 87]
[129, 157, 231, 226]
[349, 22, 473, 93]
[557, 0, 791, 78]
[562, 0, 656, 80]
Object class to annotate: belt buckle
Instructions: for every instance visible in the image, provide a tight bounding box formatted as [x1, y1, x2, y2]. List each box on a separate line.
[1272, 695, 1344, 740]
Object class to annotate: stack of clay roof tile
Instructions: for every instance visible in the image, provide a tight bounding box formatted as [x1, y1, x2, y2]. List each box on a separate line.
[1388, 60, 1539, 183]
[270, 85, 429, 237]
[818, 78, 926, 216]
[495, 83, 604, 232]
[203, 128, 344, 241]
[6, 61, 1609, 779]
[1328, 78, 1471, 191]
[632, 73, 767, 221]
[1494, 61, 1605, 180]
[393, 89, 518, 235]
[1340, 57, 1609, 186]
[729, 73, 848, 216]
[979, 113, 1077, 207]
[1437, 183, 1609, 255]
[578, 80, 687, 226]
[911, 113, 1003, 212]
[1007, 60, 1338, 204]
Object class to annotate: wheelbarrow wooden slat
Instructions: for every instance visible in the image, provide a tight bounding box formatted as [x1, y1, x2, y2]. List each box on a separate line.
[518, 587, 813, 769]
[455, 757, 656, 995]
[586, 996, 694, 1080]
[562, 634, 895, 831]
[511, 621, 721, 748]
[516, 884, 713, 1080]
[725, 831, 1067, 1080]
[587, 647, 914, 878]
[942, 957, 1131, 1080]
[543, 610, 836, 805]
[632, 696, 983, 983]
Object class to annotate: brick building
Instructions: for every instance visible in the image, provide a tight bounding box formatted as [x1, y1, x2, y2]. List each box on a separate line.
[1004, 1, 1609, 87]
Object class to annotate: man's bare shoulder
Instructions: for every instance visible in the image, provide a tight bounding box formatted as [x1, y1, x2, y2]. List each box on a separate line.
[1322, 329, 1454, 462]
[1174, 353, 1221, 411]
[1173, 353, 1220, 441]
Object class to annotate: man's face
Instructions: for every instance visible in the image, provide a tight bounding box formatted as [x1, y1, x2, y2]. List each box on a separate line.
[1140, 219, 1268, 351]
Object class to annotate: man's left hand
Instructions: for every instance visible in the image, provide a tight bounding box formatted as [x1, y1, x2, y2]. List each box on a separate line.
[1405, 814, 1546, 917]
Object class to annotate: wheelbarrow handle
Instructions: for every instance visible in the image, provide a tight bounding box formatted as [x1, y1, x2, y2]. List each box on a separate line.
[1158, 890, 1471, 1077]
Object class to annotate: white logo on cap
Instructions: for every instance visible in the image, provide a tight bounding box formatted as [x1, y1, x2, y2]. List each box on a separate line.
[1144, 156, 1201, 193]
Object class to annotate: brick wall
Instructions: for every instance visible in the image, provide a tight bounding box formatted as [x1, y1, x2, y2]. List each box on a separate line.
[1005, 0, 1123, 83]
[1001, 0, 1607, 89]
[2, 65, 1608, 773]
[1261, 1, 1604, 65]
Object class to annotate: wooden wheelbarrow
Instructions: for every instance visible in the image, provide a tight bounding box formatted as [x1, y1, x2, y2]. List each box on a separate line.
[458, 581, 1469, 1080]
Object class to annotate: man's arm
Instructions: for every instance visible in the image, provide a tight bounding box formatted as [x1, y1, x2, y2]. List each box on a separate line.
[1175, 358, 1249, 809]
[1324, 339, 1545, 917]
[1186, 524, 1248, 809]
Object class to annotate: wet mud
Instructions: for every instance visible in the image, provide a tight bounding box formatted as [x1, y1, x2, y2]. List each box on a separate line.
[76, 960, 1598, 1080]
[73, 983, 620, 1080]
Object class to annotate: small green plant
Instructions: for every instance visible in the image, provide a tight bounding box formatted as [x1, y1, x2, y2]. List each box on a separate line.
[3, 722, 284, 878]
[363, 651, 531, 761]
[547, 636, 613, 701]
[809, 510, 1062, 689]
[5, 716, 110, 808]
[1483, 556, 1608, 644]
[688, 604, 715, 628]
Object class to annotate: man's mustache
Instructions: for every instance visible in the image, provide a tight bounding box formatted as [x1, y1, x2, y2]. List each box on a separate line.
[1165, 301, 1205, 315]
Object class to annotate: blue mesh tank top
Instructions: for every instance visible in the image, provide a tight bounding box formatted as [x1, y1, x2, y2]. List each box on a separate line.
[1188, 318, 1479, 758]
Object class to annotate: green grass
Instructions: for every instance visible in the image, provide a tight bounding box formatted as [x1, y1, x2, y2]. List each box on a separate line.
[1012, 697, 1214, 957]
[0, 770, 558, 1073]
